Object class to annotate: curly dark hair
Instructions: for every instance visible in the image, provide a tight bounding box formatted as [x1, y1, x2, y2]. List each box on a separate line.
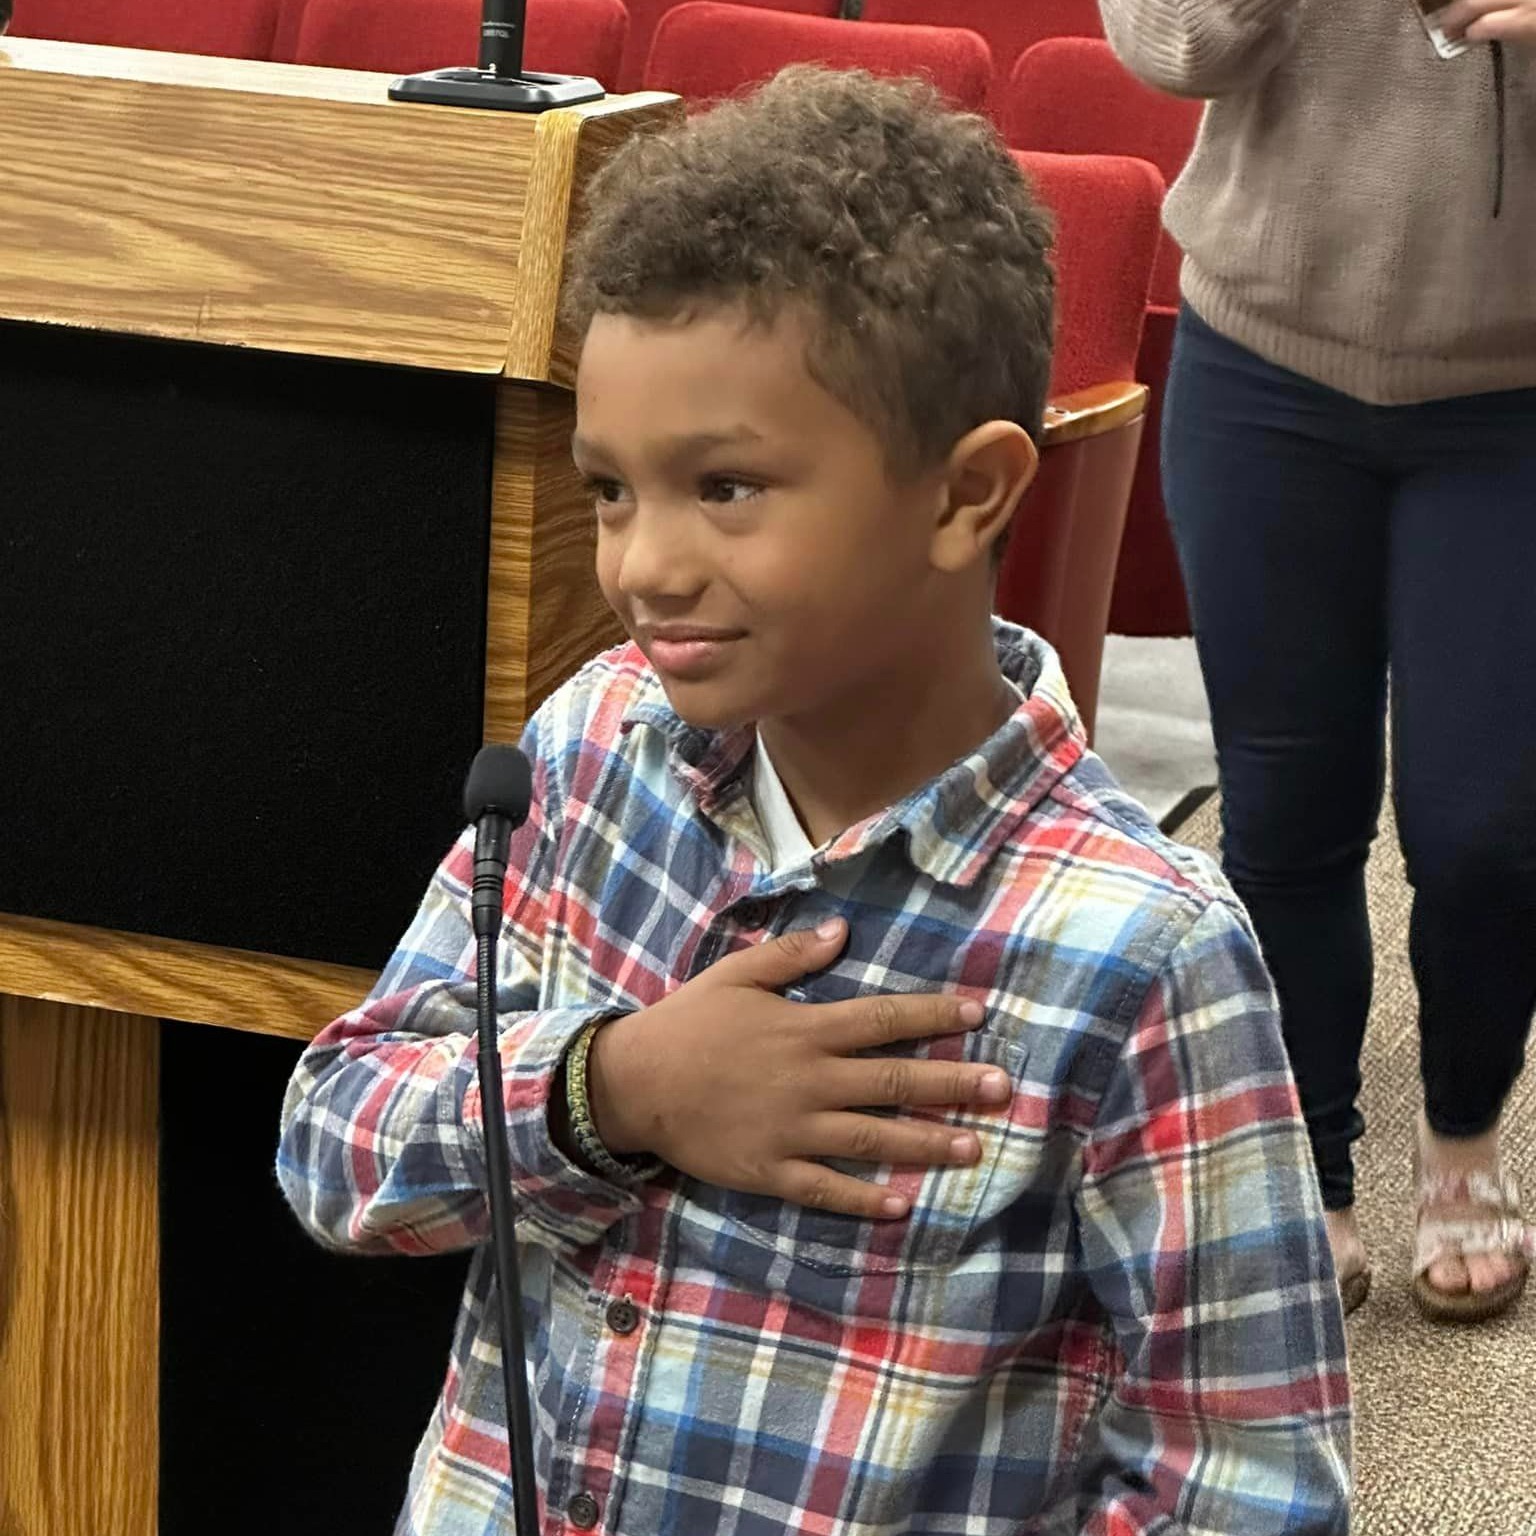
[563, 66, 1056, 473]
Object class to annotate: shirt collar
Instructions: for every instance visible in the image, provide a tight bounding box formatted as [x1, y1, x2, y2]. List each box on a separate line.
[620, 618, 1086, 888]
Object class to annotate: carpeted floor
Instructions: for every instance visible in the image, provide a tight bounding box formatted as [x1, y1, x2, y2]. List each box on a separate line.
[1172, 793, 1536, 1536]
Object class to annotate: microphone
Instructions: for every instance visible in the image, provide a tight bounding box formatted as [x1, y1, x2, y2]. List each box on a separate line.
[387, 0, 605, 113]
[462, 744, 540, 1536]
[465, 743, 534, 939]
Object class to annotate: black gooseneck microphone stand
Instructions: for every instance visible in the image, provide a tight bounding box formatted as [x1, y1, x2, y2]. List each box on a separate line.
[388, 0, 606, 111]
[463, 744, 540, 1536]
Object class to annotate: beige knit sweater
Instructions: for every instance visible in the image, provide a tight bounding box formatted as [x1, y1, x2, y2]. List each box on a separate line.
[1099, 0, 1536, 404]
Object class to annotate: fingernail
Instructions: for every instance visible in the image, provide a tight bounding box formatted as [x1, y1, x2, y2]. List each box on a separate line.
[978, 1071, 1011, 1102]
[816, 917, 843, 939]
[881, 1194, 909, 1218]
[958, 1000, 984, 1024]
[950, 1134, 978, 1161]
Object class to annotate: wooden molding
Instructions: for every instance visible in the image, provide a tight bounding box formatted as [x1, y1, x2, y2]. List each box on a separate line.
[506, 92, 683, 386]
[0, 998, 159, 1536]
[0, 38, 677, 379]
[0, 913, 374, 1042]
[1041, 382, 1149, 447]
[482, 381, 625, 743]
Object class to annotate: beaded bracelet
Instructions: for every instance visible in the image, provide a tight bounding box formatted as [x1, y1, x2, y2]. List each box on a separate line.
[565, 1016, 662, 1185]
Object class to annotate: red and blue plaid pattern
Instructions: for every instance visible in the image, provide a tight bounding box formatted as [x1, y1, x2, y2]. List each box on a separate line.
[278, 621, 1352, 1535]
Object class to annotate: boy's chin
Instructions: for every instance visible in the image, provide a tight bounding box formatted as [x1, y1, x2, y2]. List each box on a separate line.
[654, 677, 758, 733]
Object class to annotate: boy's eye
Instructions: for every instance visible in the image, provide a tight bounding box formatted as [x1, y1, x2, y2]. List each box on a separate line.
[584, 475, 631, 510]
[699, 475, 762, 505]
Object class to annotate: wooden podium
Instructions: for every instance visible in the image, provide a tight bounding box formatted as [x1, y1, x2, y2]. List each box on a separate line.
[0, 38, 678, 1536]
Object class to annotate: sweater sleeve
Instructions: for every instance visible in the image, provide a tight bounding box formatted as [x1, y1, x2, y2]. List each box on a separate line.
[1097, 0, 1299, 98]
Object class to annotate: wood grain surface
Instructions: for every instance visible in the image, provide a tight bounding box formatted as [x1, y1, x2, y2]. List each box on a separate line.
[1041, 381, 1149, 446]
[483, 381, 625, 744]
[0, 912, 374, 1042]
[0, 997, 159, 1536]
[506, 93, 683, 387]
[0, 38, 677, 379]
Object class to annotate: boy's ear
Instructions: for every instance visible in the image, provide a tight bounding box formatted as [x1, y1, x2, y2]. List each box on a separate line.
[930, 421, 1039, 572]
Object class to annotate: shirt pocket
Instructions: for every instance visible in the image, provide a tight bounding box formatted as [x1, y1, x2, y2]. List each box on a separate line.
[679, 1032, 1030, 1315]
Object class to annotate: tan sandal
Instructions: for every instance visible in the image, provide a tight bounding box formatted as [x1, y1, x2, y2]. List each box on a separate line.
[1412, 1167, 1535, 1324]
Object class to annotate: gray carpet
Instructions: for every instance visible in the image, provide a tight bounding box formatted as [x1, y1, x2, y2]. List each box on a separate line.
[1173, 793, 1536, 1536]
[1094, 636, 1216, 824]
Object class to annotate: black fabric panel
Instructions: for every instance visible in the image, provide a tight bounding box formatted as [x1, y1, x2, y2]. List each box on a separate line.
[159, 1020, 470, 1536]
[0, 321, 495, 969]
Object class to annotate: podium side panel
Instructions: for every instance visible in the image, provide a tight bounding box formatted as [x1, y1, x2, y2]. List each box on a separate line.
[484, 383, 623, 745]
[0, 997, 158, 1536]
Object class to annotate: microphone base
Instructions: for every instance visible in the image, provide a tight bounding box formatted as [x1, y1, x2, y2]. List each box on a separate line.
[388, 67, 606, 112]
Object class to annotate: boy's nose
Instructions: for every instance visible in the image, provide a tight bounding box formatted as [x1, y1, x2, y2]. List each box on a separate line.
[615, 510, 707, 605]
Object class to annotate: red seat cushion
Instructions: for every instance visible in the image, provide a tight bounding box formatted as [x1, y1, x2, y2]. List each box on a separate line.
[618, 0, 839, 92]
[9, 0, 280, 58]
[861, 0, 1103, 116]
[1012, 149, 1162, 397]
[644, 2, 993, 111]
[293, 0, 628, 83]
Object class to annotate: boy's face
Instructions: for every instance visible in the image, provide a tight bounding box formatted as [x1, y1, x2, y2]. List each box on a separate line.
[573, 306, 953, 732]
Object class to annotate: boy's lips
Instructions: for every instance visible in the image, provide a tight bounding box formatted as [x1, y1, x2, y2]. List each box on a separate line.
[641, 626, 746, 679]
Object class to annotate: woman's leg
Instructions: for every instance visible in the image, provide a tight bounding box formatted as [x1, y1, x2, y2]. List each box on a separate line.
[1162, 309, 1392, 1216]
[1387, 386, 1536, 1295]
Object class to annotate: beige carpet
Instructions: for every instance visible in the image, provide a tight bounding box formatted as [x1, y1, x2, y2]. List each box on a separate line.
[1174, 794, 1536, 1535]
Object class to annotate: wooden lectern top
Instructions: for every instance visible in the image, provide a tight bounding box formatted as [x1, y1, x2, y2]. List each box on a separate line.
[0, 38, 677, 383]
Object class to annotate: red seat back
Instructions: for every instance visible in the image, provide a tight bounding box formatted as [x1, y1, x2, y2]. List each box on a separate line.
[644, 2, 993, 112]
[860, 0, 1102, 115]
[9, 0, 281, 57]
[997, 152, 1161, 733]
[618, 0, 838, 91]
[1005, 38, 1202, 305]
[1013, 149, 1161, 397]
[272, 0, 309, 60]
[292, 0, 628, 83]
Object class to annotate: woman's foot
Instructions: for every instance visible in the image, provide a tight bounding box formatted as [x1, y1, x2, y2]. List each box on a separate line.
[1413, 1112, 1531, 1322]
[1324, 1206, 1371, 1315]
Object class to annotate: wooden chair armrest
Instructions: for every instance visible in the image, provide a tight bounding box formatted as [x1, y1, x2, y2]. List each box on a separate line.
[1041, 382, 1149, 448]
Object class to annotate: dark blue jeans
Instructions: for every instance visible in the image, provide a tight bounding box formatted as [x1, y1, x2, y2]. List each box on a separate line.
[1163, 307, 1536, 1211]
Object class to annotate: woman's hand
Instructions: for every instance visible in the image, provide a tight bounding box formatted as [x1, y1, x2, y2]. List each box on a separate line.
[1437, 0, 1536, 46]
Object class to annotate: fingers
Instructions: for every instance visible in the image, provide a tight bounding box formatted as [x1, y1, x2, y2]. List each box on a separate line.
[804, 1111, 985, 1172]
[1434, 0, 1497, 27]
[1436, 0, 1536, 39]
[825, 989, 986, 1054]
[775, 1158, 915, 1221]
[720, 917, 848, 988]
[1463, 9, 1536, 40]
[819, 1053, 1013, 1110]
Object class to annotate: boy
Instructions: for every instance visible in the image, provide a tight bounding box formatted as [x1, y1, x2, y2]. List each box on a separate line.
[278, 68, 1351, 1536]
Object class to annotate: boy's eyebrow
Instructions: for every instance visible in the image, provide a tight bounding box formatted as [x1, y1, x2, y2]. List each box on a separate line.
[571, 427, 766, 465]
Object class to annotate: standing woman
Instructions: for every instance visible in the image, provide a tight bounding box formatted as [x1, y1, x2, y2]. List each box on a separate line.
[1099, 0, 1536, 1319]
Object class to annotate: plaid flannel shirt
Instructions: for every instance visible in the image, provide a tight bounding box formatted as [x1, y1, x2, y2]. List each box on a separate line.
[277, 621, 1352, 1536]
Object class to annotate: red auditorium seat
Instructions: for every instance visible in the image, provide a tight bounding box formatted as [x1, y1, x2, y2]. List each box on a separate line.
[272, 0, 311, 61]
[859, 0, 1102, 117]
[644, 2, 992, 112]
[1005, 40, 1199, 303]
[1005, 38, 1204, 637]
[999, 150, 1162, 737]
[9, 0, 281, 58]
[618, 0, 839, 92]
[291, 0, 629, 84]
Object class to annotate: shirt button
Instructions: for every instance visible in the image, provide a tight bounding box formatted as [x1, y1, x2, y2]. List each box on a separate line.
[606, 1297, 640, 1335]
[567, 1491, 600, 1529]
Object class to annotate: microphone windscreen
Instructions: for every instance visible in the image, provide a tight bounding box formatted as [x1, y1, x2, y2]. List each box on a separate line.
[463, 744, 533, 827]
